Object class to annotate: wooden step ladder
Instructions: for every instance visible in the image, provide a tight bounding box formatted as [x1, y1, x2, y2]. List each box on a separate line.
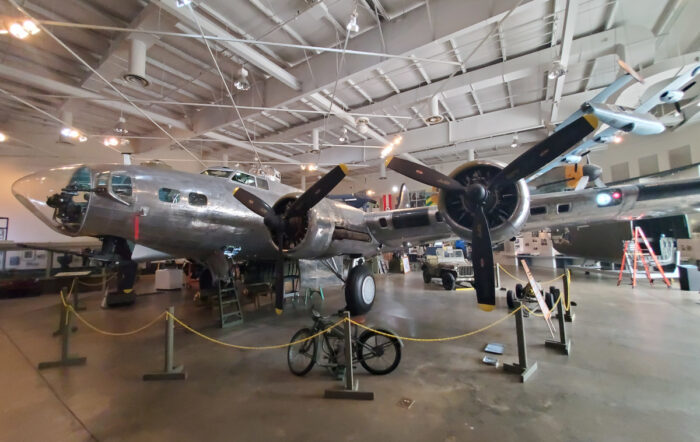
[215, 280, 243, 328]
[617, 226, 672, 288]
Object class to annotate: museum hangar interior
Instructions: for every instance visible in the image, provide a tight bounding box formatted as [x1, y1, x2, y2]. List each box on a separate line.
[0, 0, 700, 440]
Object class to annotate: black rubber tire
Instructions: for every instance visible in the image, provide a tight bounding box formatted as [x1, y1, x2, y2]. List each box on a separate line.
[357, 329, 402, 375]
[515, 283, 524, 299]
[422, 269, 432, 284]
[442, 272, 456, 291]
[345, 265, 375, 316]
[199, 268, 214, 291]
[506, 290, 515, 309]
[544, 292, 554, 310]
[287, 328, 317, 376]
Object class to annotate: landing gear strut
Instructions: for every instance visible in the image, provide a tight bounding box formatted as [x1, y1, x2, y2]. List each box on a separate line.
[101, 236, 137, 308]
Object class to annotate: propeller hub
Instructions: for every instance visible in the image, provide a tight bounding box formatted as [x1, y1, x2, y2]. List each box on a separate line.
[465, 183, 488, 207]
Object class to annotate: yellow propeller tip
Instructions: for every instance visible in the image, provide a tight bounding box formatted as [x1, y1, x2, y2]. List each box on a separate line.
[384, 156, 394, 167]
[275, 308, 283, 315]
[338, 163, 349, 174]
[583, 114, 598, 129]
[233, 187, 240, 195]
[478, 303, 495, 312]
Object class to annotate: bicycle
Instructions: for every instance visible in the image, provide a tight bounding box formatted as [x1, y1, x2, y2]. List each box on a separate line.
[287, 310, 402, 377]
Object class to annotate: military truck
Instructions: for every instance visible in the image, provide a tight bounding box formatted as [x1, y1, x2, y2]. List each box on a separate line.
[421, 247, 475, 290]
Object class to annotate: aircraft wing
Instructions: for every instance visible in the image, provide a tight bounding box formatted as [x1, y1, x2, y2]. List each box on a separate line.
[635, 64, 700, 113]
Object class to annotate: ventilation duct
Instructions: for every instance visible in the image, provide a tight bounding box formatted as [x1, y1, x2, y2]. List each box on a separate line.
[123, 36, 150, 87]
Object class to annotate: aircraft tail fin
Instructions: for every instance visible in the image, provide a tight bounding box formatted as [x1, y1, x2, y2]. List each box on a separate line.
[395, 183, 409, 209]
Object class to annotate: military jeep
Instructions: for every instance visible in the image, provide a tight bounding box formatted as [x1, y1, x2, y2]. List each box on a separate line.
[421, 247, 475, 290]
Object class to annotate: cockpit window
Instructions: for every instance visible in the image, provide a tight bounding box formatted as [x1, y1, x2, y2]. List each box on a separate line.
[158, 188, 181, 203]
[202, 169, 232, 178]
[67, 166, 91, 191]
[111, 175, 132, 197]
[232, 172, 256, 186]
[256, 177, 269, 190]
[188, 192, 207, 206]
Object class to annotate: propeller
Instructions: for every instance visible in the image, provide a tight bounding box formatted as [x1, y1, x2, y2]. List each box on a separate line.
[233, 164, 349, 313]
[386, 115, 598, 311]
[618, 59, 645, 84]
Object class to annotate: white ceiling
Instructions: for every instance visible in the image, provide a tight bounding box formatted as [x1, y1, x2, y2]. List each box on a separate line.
[0, 0, 698, 185]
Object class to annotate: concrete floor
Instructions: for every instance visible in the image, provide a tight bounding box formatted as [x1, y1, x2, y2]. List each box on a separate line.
[1, 267, 700, 442]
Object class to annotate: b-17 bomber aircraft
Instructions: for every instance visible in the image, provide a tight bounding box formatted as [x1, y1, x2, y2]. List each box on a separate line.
[12, 110, 700, 315]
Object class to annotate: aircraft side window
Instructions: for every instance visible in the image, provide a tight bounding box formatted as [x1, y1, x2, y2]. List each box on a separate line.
[158, 188, 181, 203]
[557, 203, 571, 213]
[188, 192, 208, 206]
[256, 177, 269, 190]
[111, 175, 132, 197]
[96, 173, 109, 189]
[231, 172, 256, 186]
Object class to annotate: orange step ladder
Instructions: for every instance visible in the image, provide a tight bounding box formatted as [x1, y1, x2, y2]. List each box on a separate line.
[617, 226, 671, 288]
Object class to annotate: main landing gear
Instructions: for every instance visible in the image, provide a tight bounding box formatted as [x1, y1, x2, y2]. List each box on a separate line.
[322, 257, 376, 316]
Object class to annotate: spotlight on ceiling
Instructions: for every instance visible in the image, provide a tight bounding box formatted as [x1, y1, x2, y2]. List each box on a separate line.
[6, 20, 40, 40]
[392, 185, 399, 193]
[234, 67, 250, 91]
[176, 0, 192, 7]
[78, 135, 88, 143]
[0, 132, 6, 142]
[380, 144, 393, 158]
[510, 134, 519, 148]
[103, 136, 119, 147]
[339, 127, 348, 143]
[356, 117, 369, 134]
[548, 60, 567, 80]
[612, 134, 623, 144]
[346, 11, 359, 34]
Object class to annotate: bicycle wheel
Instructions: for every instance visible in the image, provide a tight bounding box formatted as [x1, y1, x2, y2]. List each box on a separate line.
[287, 328, 318, 376]
[357, 329, 401, 375]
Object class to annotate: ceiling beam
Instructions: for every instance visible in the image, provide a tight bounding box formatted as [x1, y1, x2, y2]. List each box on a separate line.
[548, 0, 578, 123]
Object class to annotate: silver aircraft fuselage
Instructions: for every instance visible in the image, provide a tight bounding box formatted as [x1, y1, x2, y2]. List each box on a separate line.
[12, 164, 700, 265]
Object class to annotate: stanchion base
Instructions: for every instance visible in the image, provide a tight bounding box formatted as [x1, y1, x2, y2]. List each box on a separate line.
[143, 365, 187, 381]
[564, 313, 575, 323]
[545, 339, 571, 355]
[324, 379, 374, 400]
[503, 360, 538, 383]
[52, 326, 78, 337]
[38, 356, 87, 370]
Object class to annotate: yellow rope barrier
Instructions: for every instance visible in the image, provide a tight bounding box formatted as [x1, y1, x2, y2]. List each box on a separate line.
[59, 290, 166, 337]
[167, 313, 346, 350]
[76, 274, 117, 287]
[349, 306, 522, 343]
[497, 264, 566, 285]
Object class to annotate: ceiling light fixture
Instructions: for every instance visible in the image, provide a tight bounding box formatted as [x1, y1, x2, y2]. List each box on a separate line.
[510, 134, 519, 148]
[114, 116, 128, 135]
[612, 134, 623, 144]
[548, 60, 567, 80]
[78, 135, 88, 143]
[176, 0, 192, 7]
[6, 19, 40, 40]
[393, 135, 403, 145]
[103, 136, 119, 147]
[0, 132, 6, 142]
[380, 144, 393, 158]
[339, 127, 348, 143]
[233, 67, 250, 91]
[392, 185, 399, 193]
[346, 11, 359, 34]
[356, 117, 369, 134]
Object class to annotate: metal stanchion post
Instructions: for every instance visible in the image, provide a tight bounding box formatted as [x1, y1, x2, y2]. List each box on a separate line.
[495, 264, 501, 289]
[545, 289, 571, 355]
[324, 312, 374, 400]
[503, 302, 538, 382]
[101, 267, 107, 293]
[143, 307, 187, 381]
[39, 302, 87, 369]
[564, 270, 574, 322]
[72, 277, 86, 311]
[52, 287, 77, 336]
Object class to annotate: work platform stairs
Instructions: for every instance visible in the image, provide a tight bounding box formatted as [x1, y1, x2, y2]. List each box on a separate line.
[617, 226, 671, 288]
[212, 280, 243, 328]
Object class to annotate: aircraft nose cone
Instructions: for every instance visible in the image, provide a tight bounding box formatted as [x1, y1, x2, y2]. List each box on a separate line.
[12, 165, 91, 235]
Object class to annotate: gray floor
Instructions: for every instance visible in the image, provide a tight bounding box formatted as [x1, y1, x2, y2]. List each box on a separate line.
[1, 266, 700, 442]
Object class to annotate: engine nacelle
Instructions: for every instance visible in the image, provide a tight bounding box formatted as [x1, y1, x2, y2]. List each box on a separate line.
[437, 160, 530, 244]
[270, 195, 377, 259]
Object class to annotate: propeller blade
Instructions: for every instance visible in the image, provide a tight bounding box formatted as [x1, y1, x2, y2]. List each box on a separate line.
[593, 177, 607, 188]
[386, 157, 464, 191]
[233, 187, 272, 218]
[618, 59, 645, 84]
[273, 253, 285, 314]
[574, 175, 590, 191]
[470, 206, 495, 311]
[488, 115, 598, 190]
[286, 164, 349, 217]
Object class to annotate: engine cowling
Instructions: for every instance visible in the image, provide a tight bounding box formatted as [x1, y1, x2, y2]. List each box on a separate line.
[269, 195, 376, 259]
[437, 160, 530, 244]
